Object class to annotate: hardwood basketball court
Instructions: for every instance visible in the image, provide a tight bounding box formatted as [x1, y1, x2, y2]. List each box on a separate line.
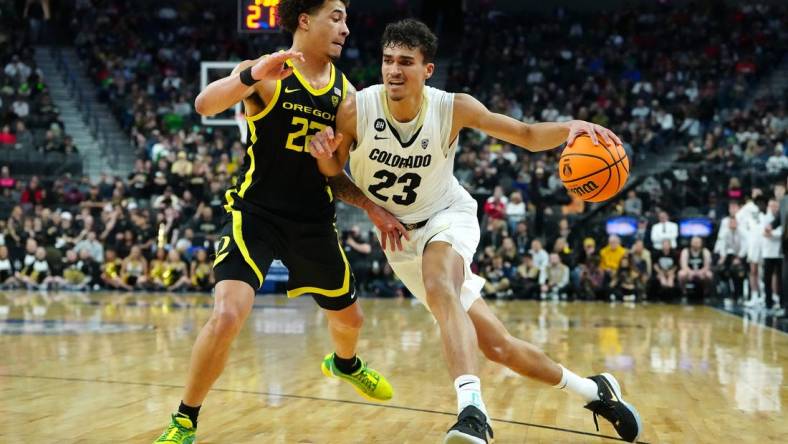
[2, 292, 786, 443]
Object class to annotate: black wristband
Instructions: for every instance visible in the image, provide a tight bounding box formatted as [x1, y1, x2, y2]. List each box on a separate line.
[239, 66, 258, 86]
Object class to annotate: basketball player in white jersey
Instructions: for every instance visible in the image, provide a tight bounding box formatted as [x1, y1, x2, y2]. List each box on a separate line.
[309, 19, 642, 444]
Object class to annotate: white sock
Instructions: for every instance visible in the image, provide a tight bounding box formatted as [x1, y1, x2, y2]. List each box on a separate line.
[553, 365, 600, 403]
[454, 375, 488, 418]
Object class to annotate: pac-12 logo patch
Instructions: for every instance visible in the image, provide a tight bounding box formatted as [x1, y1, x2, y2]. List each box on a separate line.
[332, 95, 339, 107]
[421, 138, 429, 149]
[374, 118, 386, 132]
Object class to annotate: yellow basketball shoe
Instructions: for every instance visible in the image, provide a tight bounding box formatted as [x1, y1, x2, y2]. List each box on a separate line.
[321, 353, 393, 401]
[153, 413, 196, 444]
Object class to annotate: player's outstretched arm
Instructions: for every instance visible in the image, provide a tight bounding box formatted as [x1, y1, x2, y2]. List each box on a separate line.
[452, 93, 622, 150]
[194, 50, 304, 116]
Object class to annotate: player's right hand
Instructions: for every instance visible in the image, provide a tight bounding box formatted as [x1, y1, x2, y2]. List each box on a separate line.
[366, 204, 409, 252]
[309, 126, 343, 160]
[250, 50, 305, 82]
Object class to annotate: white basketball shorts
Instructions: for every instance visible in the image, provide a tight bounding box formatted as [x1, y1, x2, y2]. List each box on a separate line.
[376, 197, 485, 313]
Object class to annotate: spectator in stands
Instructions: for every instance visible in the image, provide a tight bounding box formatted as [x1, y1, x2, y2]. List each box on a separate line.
[101, 249, 131, 290]
[16, 246, 50, 290]
[761, 199, 782, 311]
[0, 245, 19, 288]
[497, 237, 519, 266]
[529, 239, 549, 271]
[0, 166, 16, 191]
[714, 216, 746, 300]
[0, 124, 15, 147]
[766, 144, 788, 177]
[190, 248, 214, 292]
[512, 221, 529, 256]
[652, 239, 679, 300]
[482, 255, 512, 298]
[505, 191, 526, 232]
[121, 245, 149, 290]
[343, 225, 372, 288]
[74, 230, 104, 263]
[611, 255, 643, 302]
[540, 253, 570, 300]
[678, 236, 713, 301]
[651, 210, 679, 249]
[480, 218, 508, 249]
[599, 235, 627, 274]
[77, 249, 100, 290]
[161, 249, 191, 291]
[623, 190, 642, 216]
[629, 239, 652, 283]
[743, 195, 767, 306]
[512, 253, 540, 299]
[579, 256, 607, 301]
[368, 263, 403, 298]
[552, 237, 574, 268]
[59, 249, 91, 291]
[15, 121, 35, 150]
[20, 175, 44, 206]
[484, 185, 508, 221]
[149, 248, 167, 288]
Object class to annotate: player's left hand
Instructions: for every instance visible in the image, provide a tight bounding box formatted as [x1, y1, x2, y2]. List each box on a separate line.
[309, 126, 343, 160]
[567, 120, 623, 147]
[365, 204, 410, 252]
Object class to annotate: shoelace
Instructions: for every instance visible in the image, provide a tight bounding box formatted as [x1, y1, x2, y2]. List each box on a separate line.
[590, 401, 619, 432]
[457, 415, 487, 436]
[159, 421, 191, 443]
[349, 368, 378, 391]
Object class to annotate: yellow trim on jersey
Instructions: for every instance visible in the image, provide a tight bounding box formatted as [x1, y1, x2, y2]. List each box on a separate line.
[286, 59, 336, 96]
[286, 227, 351, 298]
[325, 184, 333, 202]
[231, 211, 264, 288]
[246, 79, 281, 122]
[341, 74, 348, 100]
[238, 143, 257, 198]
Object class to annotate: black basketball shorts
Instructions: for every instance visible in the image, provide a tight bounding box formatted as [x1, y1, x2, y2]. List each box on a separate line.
[212, 209, 356, 311]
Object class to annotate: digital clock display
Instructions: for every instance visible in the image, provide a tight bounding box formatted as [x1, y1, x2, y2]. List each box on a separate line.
[238, 0, 281, 33]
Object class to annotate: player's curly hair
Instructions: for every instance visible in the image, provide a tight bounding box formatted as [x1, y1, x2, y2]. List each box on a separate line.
[278, 0, 350, 34]
[381, 19, 438, 63]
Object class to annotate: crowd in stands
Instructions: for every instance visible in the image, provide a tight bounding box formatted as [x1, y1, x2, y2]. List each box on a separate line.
[0, 1, 786, 317]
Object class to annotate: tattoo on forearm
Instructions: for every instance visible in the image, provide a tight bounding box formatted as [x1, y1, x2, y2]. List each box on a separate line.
[328, 173, 370, 210]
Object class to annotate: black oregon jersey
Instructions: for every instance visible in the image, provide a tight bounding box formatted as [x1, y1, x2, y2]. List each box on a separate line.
[225, 59, 348, 222]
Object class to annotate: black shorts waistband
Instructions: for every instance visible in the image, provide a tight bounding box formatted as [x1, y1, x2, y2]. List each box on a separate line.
[403, 220, 428, 231]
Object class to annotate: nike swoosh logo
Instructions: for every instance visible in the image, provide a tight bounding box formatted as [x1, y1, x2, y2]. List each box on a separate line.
[603, 379, 619, 402]
[284, 87, 301, 93]
[458, 381, 475, 388]
[374, 135, 389, 140]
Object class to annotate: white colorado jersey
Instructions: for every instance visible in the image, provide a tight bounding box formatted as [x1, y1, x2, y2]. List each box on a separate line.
[349, 84, 473, 223]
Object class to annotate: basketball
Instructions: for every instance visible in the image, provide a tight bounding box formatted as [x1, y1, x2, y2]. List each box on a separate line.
[559, 135, 629, 203]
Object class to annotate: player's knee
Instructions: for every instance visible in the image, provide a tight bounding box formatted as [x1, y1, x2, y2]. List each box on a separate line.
[334, 306, 364, 330]
[423, 276, 458, 306]
[211, 308, 244, 338]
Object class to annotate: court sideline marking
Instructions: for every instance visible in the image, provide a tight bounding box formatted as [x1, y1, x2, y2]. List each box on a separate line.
[1, 373, 649, 443]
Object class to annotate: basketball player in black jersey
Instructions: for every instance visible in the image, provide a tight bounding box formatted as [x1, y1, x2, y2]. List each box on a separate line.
[153, 2, 402, 442]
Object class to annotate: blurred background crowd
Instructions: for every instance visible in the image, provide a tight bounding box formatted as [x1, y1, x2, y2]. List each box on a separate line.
[0, 0, 786, 316]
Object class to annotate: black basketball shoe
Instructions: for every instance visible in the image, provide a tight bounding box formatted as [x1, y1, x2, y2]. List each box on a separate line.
[584, 373, 642, 442]
[444, 405, 494, 444]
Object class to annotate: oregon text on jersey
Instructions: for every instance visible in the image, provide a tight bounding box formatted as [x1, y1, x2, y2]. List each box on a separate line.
[224, 60, 348, 222]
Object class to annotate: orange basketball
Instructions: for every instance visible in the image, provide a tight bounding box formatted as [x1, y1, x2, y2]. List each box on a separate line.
[558, 135, 629, 203]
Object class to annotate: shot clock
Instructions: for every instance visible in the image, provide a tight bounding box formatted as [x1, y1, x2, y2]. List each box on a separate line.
[238, 0, 281, 33]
